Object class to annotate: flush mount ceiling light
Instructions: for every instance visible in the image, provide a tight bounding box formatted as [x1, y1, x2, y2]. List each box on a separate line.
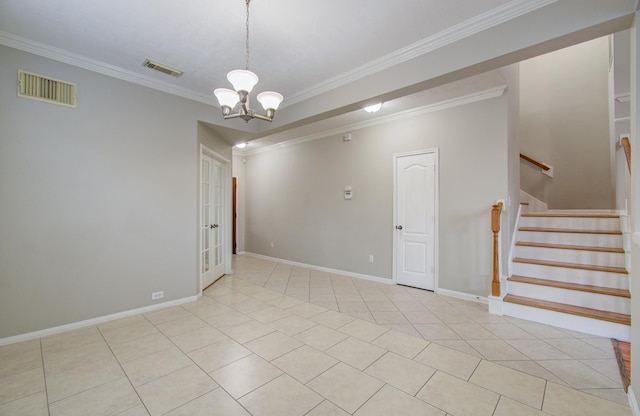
[363, 103, 382, 113]
[214, 0, 283, 123]
[235, 142, 247, 149]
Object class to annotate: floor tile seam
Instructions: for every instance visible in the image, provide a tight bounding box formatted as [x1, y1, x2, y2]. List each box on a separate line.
[205, 380, 254, 412]
[94, 325, 156, 415]
[532, 360, 593, 391]
[99, 326, 164, 350]
[349, 381, 387, 415]
[415, 369, 485, 415]
[47, 375, 135, 411]
[467, 367, 547, 411]
[214, 364, 286, 403]
[414, 362, 440, 398]
[41, 337, 114, 365]
[302, 400, 335, 416]
[266, 264, 293, 291]
[153, 317, 215, 340]
[299, 359, 345, 390]
[156, 386, 235, 416]
[112, 317, 222, 394]
[36, 338, 53, 415]
[0, 391, 47, 412]
[39, 333, 104, 355]
[442, 339, 486, 361]
[0, 360, 45, 386]
[576, 358, 628, 385]
[363, 351, 437, 397]
[142, 304, 195, 325]
[45, 371, 130, 407]
[502, 339, 572, 360]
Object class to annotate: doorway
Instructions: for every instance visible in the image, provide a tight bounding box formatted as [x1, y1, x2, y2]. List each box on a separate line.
[393, 149, 438, 291]
[200, 149, 229, 290]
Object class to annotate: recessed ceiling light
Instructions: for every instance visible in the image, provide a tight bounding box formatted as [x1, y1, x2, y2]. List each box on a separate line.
[364, 103, 382, 113]
[235, 142, 247, 149]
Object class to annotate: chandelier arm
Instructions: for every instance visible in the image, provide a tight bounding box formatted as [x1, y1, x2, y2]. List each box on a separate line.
[222, 110, 274, 123]
[251, 114, 273, 122]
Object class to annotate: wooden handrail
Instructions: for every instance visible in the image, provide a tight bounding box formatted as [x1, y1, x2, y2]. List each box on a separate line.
[621, 136, 631, 174]
[520, 153, 550, 171]
[491, 202, 504, 297]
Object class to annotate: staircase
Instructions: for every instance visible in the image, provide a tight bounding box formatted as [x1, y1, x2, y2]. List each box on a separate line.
[503, 212, 630, 341]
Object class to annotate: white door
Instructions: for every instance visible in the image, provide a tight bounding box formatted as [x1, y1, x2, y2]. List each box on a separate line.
[394, 151, 437, 290]
[200, 155, 225, 289]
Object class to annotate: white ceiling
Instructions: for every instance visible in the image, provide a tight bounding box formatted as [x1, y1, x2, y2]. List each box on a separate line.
[0, 0, 507, 100]
[0, 0, 637, 148]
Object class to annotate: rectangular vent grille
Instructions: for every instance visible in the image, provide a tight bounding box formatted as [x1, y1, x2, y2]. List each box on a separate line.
[142, 59, 184, 77]
[18, 70, 77, 108]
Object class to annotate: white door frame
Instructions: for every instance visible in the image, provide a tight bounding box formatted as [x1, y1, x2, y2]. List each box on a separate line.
[392, 148, 439, 290]
[199, 144, 233, 294]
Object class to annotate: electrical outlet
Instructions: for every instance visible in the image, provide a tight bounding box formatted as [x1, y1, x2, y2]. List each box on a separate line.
[270, 241, 274, 248]
[369, 255, 374, 263]
[151, 291, 164, 300]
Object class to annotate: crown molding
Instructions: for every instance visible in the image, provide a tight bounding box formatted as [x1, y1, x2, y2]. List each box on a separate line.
[283, 0, 556, 106]
[238, 85, 506, 156]
[2, 1, 551, 110]
[0, 30, 217, 106]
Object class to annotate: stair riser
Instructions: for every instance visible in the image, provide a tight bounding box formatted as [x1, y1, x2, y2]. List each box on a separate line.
[512, 262, 628, 289]
[503, 302, 630, 341]
[520, 216, 619, 231]
[514, 246, 625, 268]
[517, 231, 622, 248]
[507, 281, 630, 314]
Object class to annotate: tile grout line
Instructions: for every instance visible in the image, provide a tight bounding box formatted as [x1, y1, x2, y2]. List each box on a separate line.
[39, 338, 52, 416]
[94, 323, 152, 416]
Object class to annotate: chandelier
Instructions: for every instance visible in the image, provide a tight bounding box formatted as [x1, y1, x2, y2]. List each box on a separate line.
[214, 0, 283, 123]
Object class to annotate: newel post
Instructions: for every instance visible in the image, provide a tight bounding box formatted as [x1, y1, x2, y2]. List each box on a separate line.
[491, 202, 504, 297]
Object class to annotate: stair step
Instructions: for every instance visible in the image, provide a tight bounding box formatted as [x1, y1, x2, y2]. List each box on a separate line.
[522, 213, 619, 218]
[515, 242, 624, 253]
[504, 294, 630, 325]
[508, 275, 630, 297]
[513, 258, 628, 274]
[519, 227, 621, 235]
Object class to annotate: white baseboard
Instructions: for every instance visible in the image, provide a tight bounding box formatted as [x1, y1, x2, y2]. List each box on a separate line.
[241, 252, 393, 285]
[629, 386, 640, 416]
[488, 295, 505, 315]
[0, 295, 198, 347]
[436, 288, 488, 304]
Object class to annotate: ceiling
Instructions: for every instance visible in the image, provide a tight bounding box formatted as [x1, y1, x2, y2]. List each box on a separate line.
[0, 0, 637, 150]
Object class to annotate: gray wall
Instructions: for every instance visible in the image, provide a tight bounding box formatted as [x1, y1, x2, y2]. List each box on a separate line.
[244, 94, 509, 297]
[520, 37, 613, 209]
[0, 45, 228, 339]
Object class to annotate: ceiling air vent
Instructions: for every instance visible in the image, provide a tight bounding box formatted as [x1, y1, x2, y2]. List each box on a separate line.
[142, 59, 184, 77]
[18, 70, 77, 108]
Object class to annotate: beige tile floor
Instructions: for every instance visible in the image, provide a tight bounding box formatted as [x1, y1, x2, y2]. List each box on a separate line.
[0, 254, 632, 415]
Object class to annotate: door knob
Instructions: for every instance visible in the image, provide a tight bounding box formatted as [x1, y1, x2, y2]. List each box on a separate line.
[210, 224, 219, 229]
[396, 225, 403, 230]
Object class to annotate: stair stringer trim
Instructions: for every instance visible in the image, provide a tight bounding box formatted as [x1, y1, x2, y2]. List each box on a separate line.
[507, 203, 523, 278]
[503, 301, 630, 341]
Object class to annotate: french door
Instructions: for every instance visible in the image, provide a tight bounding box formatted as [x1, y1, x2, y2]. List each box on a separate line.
[200, 154, 225, 289]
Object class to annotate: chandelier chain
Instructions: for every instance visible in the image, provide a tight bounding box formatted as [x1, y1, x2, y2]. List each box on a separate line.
[245, 0, 250, 70]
